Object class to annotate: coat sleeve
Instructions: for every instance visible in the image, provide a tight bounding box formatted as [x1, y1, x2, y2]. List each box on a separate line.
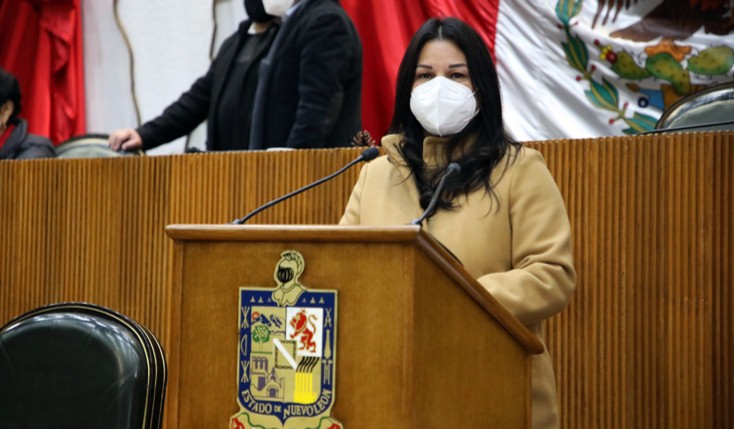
[135, 29, 235, 150]
[287, 10, 359, 148]
[136, 69, 213, 150]
[477, 149, 576, 326]
[15, 135, 55, 159]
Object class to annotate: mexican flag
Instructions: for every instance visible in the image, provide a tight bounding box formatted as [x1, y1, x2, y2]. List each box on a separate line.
[342, 0, 734, 141]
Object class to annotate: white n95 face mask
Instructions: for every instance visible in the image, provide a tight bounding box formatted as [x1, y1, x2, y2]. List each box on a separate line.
[262, 0, 296, 17]
[410, 76, 479, 137]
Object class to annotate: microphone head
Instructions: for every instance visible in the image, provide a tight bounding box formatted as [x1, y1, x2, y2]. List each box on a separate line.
[361, 147, 380, 161]
[447, 162, 461, 174]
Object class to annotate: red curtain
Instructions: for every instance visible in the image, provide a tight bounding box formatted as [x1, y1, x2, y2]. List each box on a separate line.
[0, 0, 86, 145]
[341, 0, 501, 140]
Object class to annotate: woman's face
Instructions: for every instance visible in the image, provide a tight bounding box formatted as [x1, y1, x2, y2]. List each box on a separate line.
[0, 101, 13, 128]
[412, 39, 474, 92]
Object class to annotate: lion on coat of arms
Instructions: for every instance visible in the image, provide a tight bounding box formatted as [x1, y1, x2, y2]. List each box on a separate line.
[289, 309, 318, 353]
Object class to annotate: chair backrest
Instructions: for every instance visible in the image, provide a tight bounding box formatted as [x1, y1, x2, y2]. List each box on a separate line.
[656, 81, 734, 131]
[55, 134, 142, 158]
[0, 303, 167, 429]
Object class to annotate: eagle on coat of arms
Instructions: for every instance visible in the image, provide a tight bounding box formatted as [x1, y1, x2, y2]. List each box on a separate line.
[556, 0, 734, 133]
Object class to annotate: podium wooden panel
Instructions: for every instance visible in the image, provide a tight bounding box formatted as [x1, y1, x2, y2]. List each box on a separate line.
[165, 224, 543, 428]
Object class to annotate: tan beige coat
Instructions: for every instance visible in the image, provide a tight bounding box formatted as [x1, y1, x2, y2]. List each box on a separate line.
[340, 134, 576, 429]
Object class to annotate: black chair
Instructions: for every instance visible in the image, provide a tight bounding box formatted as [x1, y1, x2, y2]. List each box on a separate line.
[0, 303, 167, 429]
[656, 81, 734, 132]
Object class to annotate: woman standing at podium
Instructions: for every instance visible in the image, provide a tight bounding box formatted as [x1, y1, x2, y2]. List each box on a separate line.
[339, 17, 576, 429]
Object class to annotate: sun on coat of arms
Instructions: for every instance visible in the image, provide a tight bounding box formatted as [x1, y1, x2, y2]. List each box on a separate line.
[230, 250, 342, 429]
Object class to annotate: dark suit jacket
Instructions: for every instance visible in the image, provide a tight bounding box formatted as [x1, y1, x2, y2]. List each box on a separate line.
[248, 0, 363, 149]
[137, 20, 278, 151]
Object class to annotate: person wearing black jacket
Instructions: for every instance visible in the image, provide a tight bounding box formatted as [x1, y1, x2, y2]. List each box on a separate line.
[0, 68, 55, 160]
[248, 0, 362, 150]
[108, 0, 279, 152]
[109, 0, 362, 152]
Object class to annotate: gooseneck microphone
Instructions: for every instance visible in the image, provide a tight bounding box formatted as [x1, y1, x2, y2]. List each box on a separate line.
[411, 162, 461, 226]
[232, 147, 380, 225]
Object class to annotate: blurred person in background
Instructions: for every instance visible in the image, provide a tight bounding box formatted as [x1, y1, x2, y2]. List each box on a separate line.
[0, 68, 55, 160]
[109, 0, 362, 153]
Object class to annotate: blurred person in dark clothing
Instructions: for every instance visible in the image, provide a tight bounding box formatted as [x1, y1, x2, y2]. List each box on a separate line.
[109, 0, 362, 153]
[0, 68, 55, 160]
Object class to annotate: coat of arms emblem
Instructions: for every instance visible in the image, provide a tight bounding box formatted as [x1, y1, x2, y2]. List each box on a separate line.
[230, 250, 342, 429]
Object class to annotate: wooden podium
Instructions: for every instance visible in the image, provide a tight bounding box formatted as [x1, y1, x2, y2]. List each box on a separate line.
[165, 224, 543, 429]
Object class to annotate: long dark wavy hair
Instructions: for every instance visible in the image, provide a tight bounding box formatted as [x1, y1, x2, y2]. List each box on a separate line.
[388, 17, 521, 212]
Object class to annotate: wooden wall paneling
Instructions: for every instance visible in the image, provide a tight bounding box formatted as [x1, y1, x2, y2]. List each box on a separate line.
[533, 133, 733, 429]
[712, 132, 733, 429]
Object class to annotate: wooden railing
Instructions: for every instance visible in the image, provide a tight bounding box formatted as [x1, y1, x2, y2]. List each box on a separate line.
[1, 132, 731, 429]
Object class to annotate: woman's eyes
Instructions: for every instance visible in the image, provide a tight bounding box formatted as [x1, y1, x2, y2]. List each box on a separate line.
[415, 72, 467, 80]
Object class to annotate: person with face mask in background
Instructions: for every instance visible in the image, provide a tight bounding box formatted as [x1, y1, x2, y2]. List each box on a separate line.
[247, 0, 362, 150]
[339, 17, 576, 429]
[0, 68, 55, 160]
[109, 0, 280, 152]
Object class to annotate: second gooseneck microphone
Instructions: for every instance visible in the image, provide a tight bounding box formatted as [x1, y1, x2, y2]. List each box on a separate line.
[232, 147, 380, 225]
[411, 162, 461, 226]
